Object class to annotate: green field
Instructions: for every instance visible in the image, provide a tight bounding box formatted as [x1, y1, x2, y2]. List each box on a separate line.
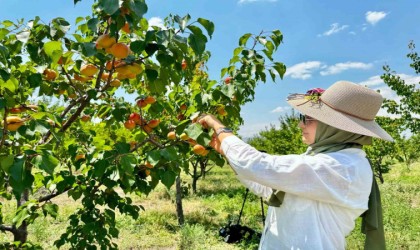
[1, 162, 419, 249]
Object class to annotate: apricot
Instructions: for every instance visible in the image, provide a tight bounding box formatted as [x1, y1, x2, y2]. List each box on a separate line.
[110, 79, 121, 87]
[167, 131, 176, 140]
[144, 96, 156, 105]
[43, 69, 57, 81]
[147, 119, 160, 128]
[81, 115, 91, 122]
[75, 154, 85, 161]
[124, 120, 136, 130]
[224, 76, 233, 84]
[181, 60, 187, 70]
[180, 104, 187, 111]
[80, 64, 98, 77]
[217, 106, 227, 116]
[121, 22, 130, 33]
[109, 43, 130, 59]
[180, 133, 189, 141]
[142, 124, 153, 133]
[136, 99, 148, 108]
[145, 162, 154, 169]
[6, 116, 25, 131]
[193, 144, 206, 156]
[96, 34, 116, 49]
[128, 112, 142, 124]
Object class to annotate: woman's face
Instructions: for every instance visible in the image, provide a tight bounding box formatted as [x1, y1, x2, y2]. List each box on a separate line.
[299, 115, 318, 145]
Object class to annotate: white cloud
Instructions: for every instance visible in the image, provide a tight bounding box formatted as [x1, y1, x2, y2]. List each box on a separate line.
[320, 62, 373, 76]
[349, 31, 356, 35]
[271, 106, 290, 113]
[359, 75, 383, 87]
[148, 17, 165, 30]
[318, 23, 349, 37]
[285, 61, 324, 80]
[238, 0, 277, 4]
[365, 11, 388, 25]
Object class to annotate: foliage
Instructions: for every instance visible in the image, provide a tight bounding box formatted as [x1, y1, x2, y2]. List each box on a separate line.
[381, 41, 419, 134]
[0, 0, 286, 248]
[247, 112, 306, 155]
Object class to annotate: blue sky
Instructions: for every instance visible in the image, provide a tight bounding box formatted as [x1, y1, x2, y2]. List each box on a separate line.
[1, 0, 419, 138]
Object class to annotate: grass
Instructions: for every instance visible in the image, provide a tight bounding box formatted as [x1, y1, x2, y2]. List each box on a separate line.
[0, 162, 419, 249]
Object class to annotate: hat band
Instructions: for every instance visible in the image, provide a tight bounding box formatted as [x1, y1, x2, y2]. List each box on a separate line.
[296, 97, 374, 121]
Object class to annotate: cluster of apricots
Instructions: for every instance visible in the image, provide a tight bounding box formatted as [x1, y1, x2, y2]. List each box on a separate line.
[124, 108, 160, 134]
[40, 22, 145, 99]
[166, 131, 209, 156]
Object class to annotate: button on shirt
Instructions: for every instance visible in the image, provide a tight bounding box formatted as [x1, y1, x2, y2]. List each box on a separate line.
[221, 136, 373, 250]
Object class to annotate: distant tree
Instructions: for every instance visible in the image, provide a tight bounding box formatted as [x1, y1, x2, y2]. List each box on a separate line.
[248, 112, 306, 155]
[381, 41, 419, 134]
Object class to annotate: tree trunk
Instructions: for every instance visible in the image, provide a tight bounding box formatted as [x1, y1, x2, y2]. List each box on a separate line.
[175, 174, 184, 225]
[192, 163, 198, 194]
[13, 189, 29, 243]
[200, 160, 206, 179]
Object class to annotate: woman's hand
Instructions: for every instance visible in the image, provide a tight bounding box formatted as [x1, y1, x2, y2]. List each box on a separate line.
[197, 114, 225, 131]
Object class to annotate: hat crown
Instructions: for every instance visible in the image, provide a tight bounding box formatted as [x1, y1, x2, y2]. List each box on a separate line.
[321, 81, 383, 120]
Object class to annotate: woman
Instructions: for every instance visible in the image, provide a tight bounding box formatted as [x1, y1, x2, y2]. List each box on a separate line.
[198, 81, 391, 250]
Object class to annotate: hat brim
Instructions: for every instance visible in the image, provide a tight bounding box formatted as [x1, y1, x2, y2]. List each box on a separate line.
[287, 98, 394, 142]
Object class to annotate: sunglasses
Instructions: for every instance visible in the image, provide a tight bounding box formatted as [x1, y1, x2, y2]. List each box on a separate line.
[299, 114, 316, 125]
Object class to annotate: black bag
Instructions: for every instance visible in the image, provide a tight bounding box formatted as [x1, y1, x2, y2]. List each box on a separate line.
[218, 188, 265, 243]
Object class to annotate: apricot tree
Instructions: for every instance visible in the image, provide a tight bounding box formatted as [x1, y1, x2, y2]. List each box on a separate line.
[0, 0, 285, 248]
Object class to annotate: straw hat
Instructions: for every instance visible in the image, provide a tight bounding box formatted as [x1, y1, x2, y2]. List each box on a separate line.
[287, 80, 393, 141]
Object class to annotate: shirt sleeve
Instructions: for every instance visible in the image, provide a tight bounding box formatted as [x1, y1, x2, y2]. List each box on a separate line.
[236, 178, 273, 199]
[221, 136, 361, 206]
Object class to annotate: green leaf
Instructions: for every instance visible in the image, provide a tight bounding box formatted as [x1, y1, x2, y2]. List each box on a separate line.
[174, 14, 190, 31]
[188, 33, 207, 56]
[239, 33, 252, 46]
[93, 159, 109, 178]
[145, 69, 158, 82]
[81, 42, 97, 57]
[115, 142, 130, 154]
[160, 146, 178, 161]
[27, 73, 42, 88]
[0, 155, 14, 173]
[32, 151, 59, 175]
[120, 154, 137, 172]
[5, 77, 18, 93]
[13, 208, 30, 228]
[146, 150, 161, 165]
[160, 171, 176, 189]
[130, 40, 146, 54]
[185, 123, 203, 140]
[197, 18, 214, 38]
[0, 45, 9, 60]
[148, 78, 165, 94]
[273, 62, 287, 79]
[128, 0, 148, 17]
[98, 0, 119, 15]
[10, 155, 34, 200]
[43, 41, 62, 58]
[0, 68, 10, 81]
[42, 203, 58, 218]
[87, 18, 99, 32]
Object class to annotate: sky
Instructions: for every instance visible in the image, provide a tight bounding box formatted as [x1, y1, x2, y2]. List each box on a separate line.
[1, 0, 419, 138]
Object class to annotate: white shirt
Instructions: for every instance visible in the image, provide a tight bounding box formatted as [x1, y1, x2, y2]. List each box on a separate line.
[221, 136, 372, 250]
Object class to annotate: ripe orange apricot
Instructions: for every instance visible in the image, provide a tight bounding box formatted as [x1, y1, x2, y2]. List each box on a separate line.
[167, 131, 176, 140]
[181, 60, 187, 70]
[81, 115, 91, 122]
[144, 96, 156, 105]
[96, 34, 116, 49]
[142, 124, 153, 133]
[121, 22, 130, 33]
[6, 116, 25, 131]
[124, 120, 136, 130]
[75, 154, 85, 161]
[43, 69, 57, 81]
[80, 64, 98, 77]
[109, 43, 130, 59]
[224, 76, 233, 84]
[147, 119, 160, 128]
[136, 99, 148, 108]
[193, 144, 206, 155]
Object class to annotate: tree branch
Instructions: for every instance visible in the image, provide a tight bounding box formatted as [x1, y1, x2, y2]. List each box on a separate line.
[0, 224, 15, 233]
